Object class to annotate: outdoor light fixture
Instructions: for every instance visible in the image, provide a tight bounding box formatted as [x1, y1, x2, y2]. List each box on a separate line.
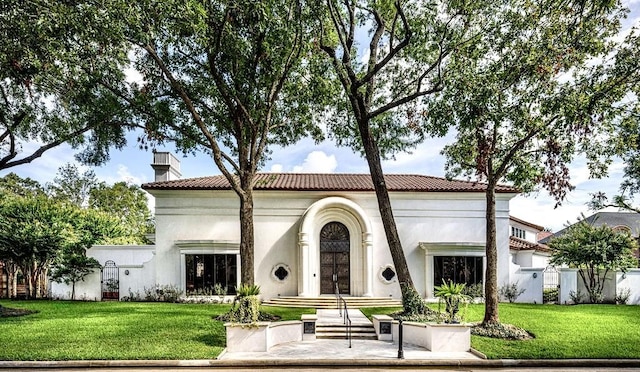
[532, 273, 538, 278]
[124, 270, 130, 275]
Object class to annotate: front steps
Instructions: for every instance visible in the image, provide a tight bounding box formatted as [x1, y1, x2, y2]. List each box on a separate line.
[316, 324, 378, 340]
[315, 309, 378, 340]
[262, 296, 402, 308]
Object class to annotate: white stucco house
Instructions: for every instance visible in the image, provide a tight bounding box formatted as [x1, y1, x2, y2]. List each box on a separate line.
[50, 153, 551, 302]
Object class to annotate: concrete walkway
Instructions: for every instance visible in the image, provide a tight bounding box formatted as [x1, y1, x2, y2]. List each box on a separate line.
[218, 309, 480, 361]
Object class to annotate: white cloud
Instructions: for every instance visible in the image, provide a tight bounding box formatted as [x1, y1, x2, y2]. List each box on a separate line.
[0, 142, 76, 184]
[97, 164, 148, 186]
[270, 164, 284, 172]
[292, 151, 338, 173]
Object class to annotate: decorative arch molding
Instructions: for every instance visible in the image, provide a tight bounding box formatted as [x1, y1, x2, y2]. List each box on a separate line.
[298, 197, 373, 297]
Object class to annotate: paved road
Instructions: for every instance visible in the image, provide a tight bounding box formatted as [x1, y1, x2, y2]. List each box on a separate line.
[3, 368, 639, 371]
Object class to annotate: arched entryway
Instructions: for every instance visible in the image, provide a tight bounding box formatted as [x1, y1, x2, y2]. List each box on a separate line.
[298, 197, 373, 297]
[320, 222, 350, 295]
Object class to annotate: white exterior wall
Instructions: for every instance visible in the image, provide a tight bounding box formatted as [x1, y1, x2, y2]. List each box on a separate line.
[49, 245, 155, 300]
[510, 220, 540, 243]
[50, 270, 101, 300]
[617, 269, 640, 304]
[150, 189, 515, 300]
[510, 267, 544, 304]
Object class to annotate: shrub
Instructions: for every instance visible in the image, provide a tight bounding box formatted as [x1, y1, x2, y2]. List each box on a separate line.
[569, 289, 584, 304]
[213, 283, 227, 296]
[615, 288, 632, 305]
[228, 295, 261, 324]
[401, 283, 428, 316]
[143, 284, 183, 302]
[121, 285, 183, 302]
[471, 322, 533, 340]
[499, 282, 525, 303]
[462, 283, 484, 300]
[543, 288, 559, 304]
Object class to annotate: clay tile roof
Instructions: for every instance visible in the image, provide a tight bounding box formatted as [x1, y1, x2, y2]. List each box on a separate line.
[509, 236, 551, 253]
[142, 173, 518, 193]
[509, 215, 545, 232]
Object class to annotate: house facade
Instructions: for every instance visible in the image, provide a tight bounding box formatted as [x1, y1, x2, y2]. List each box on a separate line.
[50, 153, 543, 302]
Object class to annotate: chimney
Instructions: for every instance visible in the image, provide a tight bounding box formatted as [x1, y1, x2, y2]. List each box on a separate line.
[151, 152, 181, 182]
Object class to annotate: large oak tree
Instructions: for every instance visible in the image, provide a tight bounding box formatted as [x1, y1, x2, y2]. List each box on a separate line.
[424, 0, 638, 324]
[93, 0, 326, 285]
[316, 0, 494, 313]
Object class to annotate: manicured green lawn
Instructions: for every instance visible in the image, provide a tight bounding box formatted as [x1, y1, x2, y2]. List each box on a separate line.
[0, 300, 313, 361]
[3, 300, 639, 360]
[361, 303, 640, 359]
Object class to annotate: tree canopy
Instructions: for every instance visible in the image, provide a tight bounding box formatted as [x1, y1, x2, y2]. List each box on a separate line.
[76, 0, 328, 285]
[89, 181, 153, 242]
[423, 0, 638, 324]
[316, 0, 495, 314]
[0, 172, 150, 298]
[0, 0, 139, 170]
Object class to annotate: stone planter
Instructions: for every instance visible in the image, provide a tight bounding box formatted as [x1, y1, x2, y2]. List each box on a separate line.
[386, 319, 471, 352]
[424, 323, 470, 352]
[224, 320, 302, 353]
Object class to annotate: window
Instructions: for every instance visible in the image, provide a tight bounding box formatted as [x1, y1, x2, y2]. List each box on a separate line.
[186, 254, 237, 295]
[434, 256, 483, 288]
[511, 226, 526, 239]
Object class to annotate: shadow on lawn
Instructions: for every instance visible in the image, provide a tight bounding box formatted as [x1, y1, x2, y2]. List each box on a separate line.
[195, 332, 226, 347]
[0, 305, 38, 318]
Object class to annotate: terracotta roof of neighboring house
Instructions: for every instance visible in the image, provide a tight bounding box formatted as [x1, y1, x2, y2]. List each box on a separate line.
[536, 231, 553, 242]
[509, 236, 551, 253]
[142, 173, 518, 193]
[509, 216, 544, 232]
[539, 211, 640, 244]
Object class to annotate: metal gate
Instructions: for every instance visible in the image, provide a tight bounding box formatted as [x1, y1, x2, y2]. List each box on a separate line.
[101, 261, 119, 300]
[543, 265, 559, 303]
[543, 265, 559, 289]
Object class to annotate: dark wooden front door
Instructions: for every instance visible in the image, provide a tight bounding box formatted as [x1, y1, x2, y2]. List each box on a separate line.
[320, 222, 350, 295]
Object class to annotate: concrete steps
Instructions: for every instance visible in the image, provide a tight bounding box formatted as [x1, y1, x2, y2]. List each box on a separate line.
[262, 296, 402, 309]
[314, 309, 378, 340]
[316, 324, 378, 340]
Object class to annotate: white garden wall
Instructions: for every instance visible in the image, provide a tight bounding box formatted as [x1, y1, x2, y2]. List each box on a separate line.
[559, 268, 640, 305]
[509, 267, 544, 304]
[49, 245, 156, 301]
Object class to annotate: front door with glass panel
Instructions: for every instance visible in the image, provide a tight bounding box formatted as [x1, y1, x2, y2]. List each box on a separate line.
[320, 222, 350, 295]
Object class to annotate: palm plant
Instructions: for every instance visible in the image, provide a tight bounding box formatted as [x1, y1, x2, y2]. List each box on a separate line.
[434, 280, 471, 324]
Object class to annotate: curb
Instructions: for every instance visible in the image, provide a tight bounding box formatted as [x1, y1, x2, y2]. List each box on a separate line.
[2, 359, 640, 369]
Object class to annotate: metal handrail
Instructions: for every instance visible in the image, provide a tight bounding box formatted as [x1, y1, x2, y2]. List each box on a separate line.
[335, 282, 352, 348]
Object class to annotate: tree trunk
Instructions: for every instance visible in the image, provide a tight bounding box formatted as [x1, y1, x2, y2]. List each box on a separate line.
[6, 262, 17, 298]
[483, 183, 500, 325]
[72, 281, 76, 301]
[357, 117, 419, 311]
[238, 188, 255, 286]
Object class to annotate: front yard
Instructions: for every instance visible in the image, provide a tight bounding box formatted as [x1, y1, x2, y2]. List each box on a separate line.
[0, 300, 311, 360]
[363, 303, 640, 359]
[1, 300, 639, 360]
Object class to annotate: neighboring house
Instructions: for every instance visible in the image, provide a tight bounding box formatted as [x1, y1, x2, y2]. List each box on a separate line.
[541, 211, 640, 267]
[51, 152, 539, 302]
[509, 216, 552, 269]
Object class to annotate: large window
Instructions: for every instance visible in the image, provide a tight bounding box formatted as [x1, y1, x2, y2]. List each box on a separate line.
[434, 256, 483, 288]
[186, 254, 237, 295]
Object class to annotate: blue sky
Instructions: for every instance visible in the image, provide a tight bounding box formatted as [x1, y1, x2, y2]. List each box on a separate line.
[1, 2, 638, 233]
